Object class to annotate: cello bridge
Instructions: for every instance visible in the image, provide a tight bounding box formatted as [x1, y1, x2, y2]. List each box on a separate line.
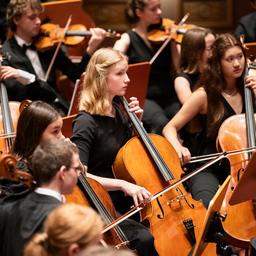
[115, 241, 130, 250]
[167, 194, 186, 207]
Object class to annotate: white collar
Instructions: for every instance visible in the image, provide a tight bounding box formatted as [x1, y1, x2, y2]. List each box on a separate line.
[14, 34, 32, 47]
[35, 187, 63, 202]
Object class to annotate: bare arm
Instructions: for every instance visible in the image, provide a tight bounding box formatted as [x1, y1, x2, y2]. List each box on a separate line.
[163, 88, 207, 164]
[85, 168, 151, 206]
[245, 73, 256, 105]
[171, 39, 181, 71]
[86, 28, 106, 56]
[174, 76, 192, 105]
[113, 33, 131, 54]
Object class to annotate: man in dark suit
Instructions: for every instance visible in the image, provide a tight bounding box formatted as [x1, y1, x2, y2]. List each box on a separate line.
[0, 139, 81, 256]
[0, 0, 106, 115]
[235, 0, 256, 43]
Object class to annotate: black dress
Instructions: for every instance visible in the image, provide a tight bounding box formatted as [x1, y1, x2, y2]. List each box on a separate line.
[71, 102, 158, 256]
[175, 72, 201, 153]
[189, 96, 245, 209]
[126, 30, 180, 135]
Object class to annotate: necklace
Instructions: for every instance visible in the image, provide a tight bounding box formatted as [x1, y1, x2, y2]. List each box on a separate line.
[222, 90, 238, 98]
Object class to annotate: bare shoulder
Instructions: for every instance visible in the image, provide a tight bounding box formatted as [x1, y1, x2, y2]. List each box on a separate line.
[191, 87, 207, 113]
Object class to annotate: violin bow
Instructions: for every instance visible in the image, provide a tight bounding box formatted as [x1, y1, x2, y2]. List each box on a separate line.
[101, 151, 226, 234]
[189, 146, 256, 164]
[42, 15, 72, 82]
[149, 13, 190, 65]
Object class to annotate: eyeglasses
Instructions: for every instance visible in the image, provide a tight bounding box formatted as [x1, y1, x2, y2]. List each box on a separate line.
[68, 166, 83, 172]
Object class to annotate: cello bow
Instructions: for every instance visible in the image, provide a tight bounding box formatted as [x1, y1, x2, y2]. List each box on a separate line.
[113, 96, 217, 255]
[104, 151, 226, 234]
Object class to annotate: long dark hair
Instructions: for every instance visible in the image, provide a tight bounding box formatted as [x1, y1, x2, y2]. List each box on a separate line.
[195, 33, 246, 139]
[178, 27, 214, 74]
[11, 101, 60, 162]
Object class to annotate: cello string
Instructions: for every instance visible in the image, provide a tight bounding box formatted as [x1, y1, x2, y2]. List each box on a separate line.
[0, 132, 16, 139]
[79, 174, 128, 242]
[103, 152, 225, 234]
[120, 96, 174, 181]
[120, 96, 185, 201]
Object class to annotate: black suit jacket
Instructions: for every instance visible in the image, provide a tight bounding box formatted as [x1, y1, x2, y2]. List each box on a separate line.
[235, 12, 256, 43]
[2, 36, 91, 110]
[0, 192, 62, 256]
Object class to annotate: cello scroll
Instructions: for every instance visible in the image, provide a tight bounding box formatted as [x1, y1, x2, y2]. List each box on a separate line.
[0, 154, 36, 191]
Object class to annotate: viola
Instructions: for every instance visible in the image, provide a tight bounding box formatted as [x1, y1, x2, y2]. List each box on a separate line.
[34, 23, 121, 52]
[112, 96, 216, 255]
[147, 18, 195, 44]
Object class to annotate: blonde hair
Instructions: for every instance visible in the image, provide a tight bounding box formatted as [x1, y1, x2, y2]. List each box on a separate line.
[79, 48, 128, 115]
[24, 204, 104, 256]
[79, 245, 137, 256]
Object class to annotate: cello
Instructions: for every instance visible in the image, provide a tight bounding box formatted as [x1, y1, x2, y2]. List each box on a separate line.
[0, 51, 20, 154]
[217, 61, 256, 249]
[65, 174, 132, 250]
[61, 115, 133, 251]
[113, 96, 216, 256]
[0, 153, 35, 191]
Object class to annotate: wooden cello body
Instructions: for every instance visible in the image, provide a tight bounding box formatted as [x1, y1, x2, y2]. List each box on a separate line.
[0, 52, 20, 154]
[217, 114, 256, 248]
[217, 64, 256, 249]
[65, 175, 131, 249]
[113, 97, 216, 256]
[62, 115, 131, 250]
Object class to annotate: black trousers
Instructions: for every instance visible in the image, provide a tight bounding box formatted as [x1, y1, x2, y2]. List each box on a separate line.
[142, 98, 180, 135]
[117, 212, 159, 256]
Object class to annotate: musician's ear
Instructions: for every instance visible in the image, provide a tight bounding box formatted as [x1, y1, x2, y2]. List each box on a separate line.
[67, 243, 80, 256]
[13, 16, 22, 27]
[135, 8, 143, 18]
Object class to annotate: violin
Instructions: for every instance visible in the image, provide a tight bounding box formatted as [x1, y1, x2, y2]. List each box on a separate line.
[147, 18, 195, 44]
[34, 23, 121, 51]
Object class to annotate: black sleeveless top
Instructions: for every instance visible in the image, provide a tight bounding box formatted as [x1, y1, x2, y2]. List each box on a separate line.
[126, 30, 175, 99]
[193, 95, 246, 157]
